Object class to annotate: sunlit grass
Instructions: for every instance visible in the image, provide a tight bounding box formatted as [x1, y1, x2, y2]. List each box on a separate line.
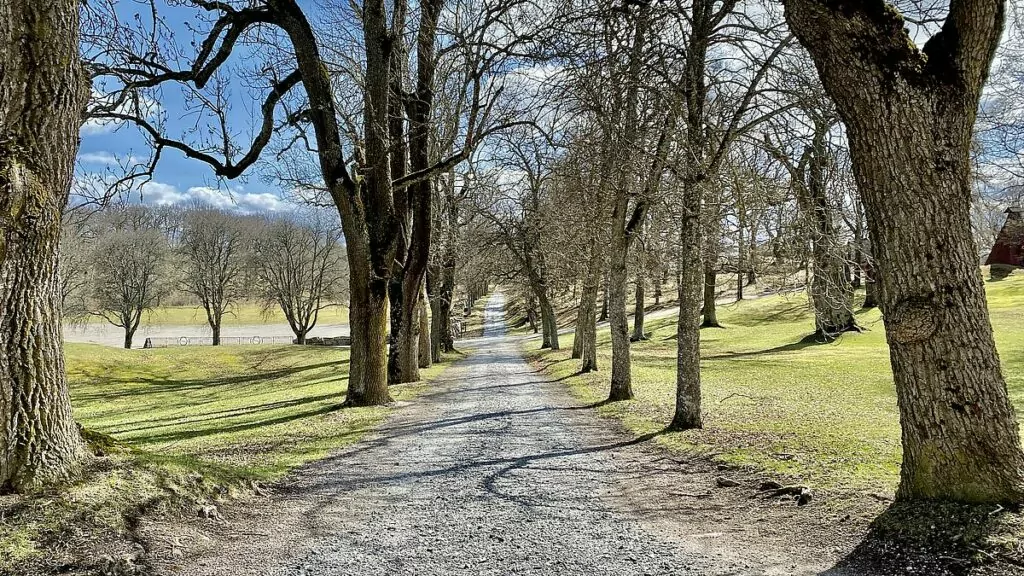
[526, 269, 1024, 496]
[1, 343, 459, 573]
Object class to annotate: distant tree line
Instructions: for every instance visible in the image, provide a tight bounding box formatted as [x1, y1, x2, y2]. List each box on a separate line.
[60, 204, 348, 348]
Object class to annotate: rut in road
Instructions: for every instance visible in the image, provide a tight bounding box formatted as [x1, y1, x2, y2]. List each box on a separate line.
[148, 292, 845, 576]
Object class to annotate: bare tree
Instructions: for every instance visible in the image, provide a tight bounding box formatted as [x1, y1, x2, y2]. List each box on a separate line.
[89, 210, 170, 349]
[178, 207, 249, 345]
[251, 212, 347, 345]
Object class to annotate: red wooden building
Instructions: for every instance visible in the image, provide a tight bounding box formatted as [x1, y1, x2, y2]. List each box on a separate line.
[986, 207, 1024, 270]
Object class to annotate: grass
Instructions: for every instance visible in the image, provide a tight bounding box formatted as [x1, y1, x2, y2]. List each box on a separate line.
[1, 343, 460, 574]
[461, 294, 492, 338]
[525, 269, 1024, 498]
[71, 301, 349, 327]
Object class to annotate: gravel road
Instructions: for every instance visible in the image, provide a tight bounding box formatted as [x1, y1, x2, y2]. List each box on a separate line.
[146, 292, 854, 576]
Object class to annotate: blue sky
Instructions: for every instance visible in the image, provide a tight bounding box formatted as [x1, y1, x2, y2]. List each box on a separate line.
[80, 0, 302, 213]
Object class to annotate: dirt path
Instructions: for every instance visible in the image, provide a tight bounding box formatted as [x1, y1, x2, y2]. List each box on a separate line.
[143, 292, 862, 575]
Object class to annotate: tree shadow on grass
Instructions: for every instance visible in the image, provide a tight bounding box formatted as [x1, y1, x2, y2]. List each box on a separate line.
[819, 501, 1024, 575]
[703, 336, 831, 360]
[73, 361, 343, 403]
[129, 401, 346, 446]
[107, 391, 345, 436]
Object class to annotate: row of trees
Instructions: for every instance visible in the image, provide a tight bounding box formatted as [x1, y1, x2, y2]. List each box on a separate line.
[61, 205, 348, 348]
[1, 0, 1022, 515]
[467, 0, 1024, 506]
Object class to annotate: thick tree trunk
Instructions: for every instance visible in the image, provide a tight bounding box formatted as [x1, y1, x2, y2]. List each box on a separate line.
[344, 270, 393, 406]
[809, 234, 856, 337]
[0, 0, 88, 491]
[700, 265, 720, 328]
[798, 120, 857, 338]
[785, 2, 1024, 502]
[389, 284, 421, 383]
[630, 275, 646, 341]
[671, 184, 705, 430]
[211, 321, 221, 346]
[124, 330, 135, 350]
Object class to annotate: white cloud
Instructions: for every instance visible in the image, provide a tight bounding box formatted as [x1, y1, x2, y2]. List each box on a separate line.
[80, 119, 117, 136]
[139, 181, 288, 214]
[79, 151, 119, 164]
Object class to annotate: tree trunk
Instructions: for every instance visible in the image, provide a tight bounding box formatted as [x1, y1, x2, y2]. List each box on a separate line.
[630, 275, 646, 341]
[863, 263, 878, 309]
[539, 297, 553, 349]
[599, 270, 609, 321]
[344, 269, 393, 406]
[700, 265, 720, 328]
[211, 322, 221, 346]
[571, 296, 584, 359]
[539, 296, 559, 350]
[438, 259, 455, 352]
[124, 329, 135, 350]
[417, 286, 431, 369]
[671, 183, 705, 430]
[0, 0, 88, 492]
[389, 280, 422, 383]
[578, 248, 603, 373]
[427, 265, 442, 362]
[799, 121, 856, 338]
[784, 2, 1024, 502]
[607, 232, 632, 401]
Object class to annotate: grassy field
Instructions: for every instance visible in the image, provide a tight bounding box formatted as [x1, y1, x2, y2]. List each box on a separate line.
[525, 270, 1024, 498]
[72, 301, 349, 327]
[1, 343, 458, 573]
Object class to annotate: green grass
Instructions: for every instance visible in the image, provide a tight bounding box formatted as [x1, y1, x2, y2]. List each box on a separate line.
[72, 301, 349, 327]
[526, 269, 1024, 498]
[1, 343, 459, 574]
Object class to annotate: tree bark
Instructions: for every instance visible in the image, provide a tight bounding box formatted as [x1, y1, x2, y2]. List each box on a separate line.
[700, 265, 721, 328]
[671, 182, 705, 430]
[599, 270, 609, 321]
[345, 271, 392, 406]
[578, 265, 601, 373]
[0, 0, 88, 492]
[607, 229, 633, 400]
[784, 0, 1024, 502]
[630, 274, 646, 341]
[417, 285, 431, 369]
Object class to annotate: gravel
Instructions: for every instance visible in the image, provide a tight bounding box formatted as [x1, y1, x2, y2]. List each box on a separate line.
[145, 293, 852, 576]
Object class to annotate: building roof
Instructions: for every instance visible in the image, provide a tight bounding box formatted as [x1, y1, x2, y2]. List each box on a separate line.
[986, 208, 1024, 268]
